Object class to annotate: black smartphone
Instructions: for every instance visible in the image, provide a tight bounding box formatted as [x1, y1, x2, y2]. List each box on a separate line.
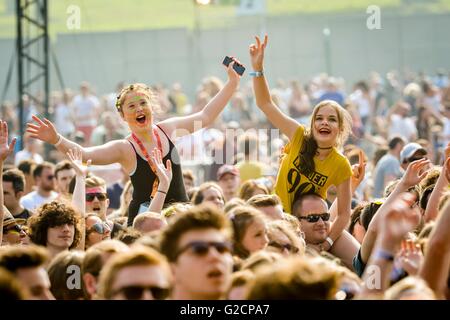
[222, 56, 245, 76]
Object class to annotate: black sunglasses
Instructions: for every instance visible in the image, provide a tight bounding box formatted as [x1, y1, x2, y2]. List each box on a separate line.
[86, 222, 111, 235]
[4, 224, 23, 234]
[86, 193, 108, 202]
[298, 212, 330, 223]
[269, 241, 299, 253]
[175, 241, 232, 259]
[113, 285, 171, 300]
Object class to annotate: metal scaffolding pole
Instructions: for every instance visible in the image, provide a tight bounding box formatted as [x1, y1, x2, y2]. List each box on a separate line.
[16, 0, 49, 151]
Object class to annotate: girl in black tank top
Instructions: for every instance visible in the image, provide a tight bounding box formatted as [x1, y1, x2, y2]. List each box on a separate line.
[127, 125, 188, 226]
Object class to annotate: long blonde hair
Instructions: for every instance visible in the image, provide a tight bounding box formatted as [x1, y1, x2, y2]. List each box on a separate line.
[299, 100, 352, 176]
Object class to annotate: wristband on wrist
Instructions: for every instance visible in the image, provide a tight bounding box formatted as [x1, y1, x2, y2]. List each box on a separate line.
[374, 248, 395, 262]
[157, 189, 167, 195]
[54, 134, 62, 147]
[249, 70, 264, 77]
[325, 237, 334, 247]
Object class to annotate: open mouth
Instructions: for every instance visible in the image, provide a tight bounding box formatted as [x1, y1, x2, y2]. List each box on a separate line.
[207, 269, 223, 279]
[319, 128, 331, 135]
[136, 114, 147, 124]
[92, 207, 101, 212]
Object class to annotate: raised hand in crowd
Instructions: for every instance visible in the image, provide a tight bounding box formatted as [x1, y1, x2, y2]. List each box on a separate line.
[396, 239, 423, 276]
[147, 148, 172, 214]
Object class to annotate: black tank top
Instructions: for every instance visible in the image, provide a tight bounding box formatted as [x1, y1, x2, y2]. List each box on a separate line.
[127, 125, 188, 226]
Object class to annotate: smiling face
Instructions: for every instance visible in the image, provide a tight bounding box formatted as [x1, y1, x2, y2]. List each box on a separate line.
[120, 90, 154, 132]
[311, 103, 340, 148]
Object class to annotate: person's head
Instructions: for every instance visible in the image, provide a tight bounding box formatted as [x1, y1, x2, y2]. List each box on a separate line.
[54, 161, 75, 195]
[2, 169, 26, 211]
[388, 136, 405, 157]
[299, 100, 352, 176]
[247, 194, 284, 220]
[28, 201, 81, 252]
[47, 250, 85, 300]
[133, 212, 168, 234]
[310, 100, 352, 149]
[384, 276, 436, 300]
[359, 200, 383, 231]
[223, 270, 254, 300]
[0, 245, 54, 300]
[0, 267, 27, 300]
[114, 227, 143, 245]
[229, 205, 269, 259]
[98, 246, 172, 300]
[224, 198, 246, 214]
[33, 162, 55, 192]
[241, 250, 283, 272]
[182, 170, 195, 191]
[18, 159, 36, 191]
[80, 81, 90, 96]
[245, 256, 341, 299]
[85, 214, 111, 249]
[400, 143, 427, 170]
[238, 180, 269, 202]
[266, 220, 305, 256]
[217, 165, 240, 200]
[82, 240, 129, 300]
[192, 182, 225, 210]
[348, 203, 367, 243]
[115, 83, 160, 134]
[292, 194, 330, 244]
[85, 176, 109, 220]
[395, 101, 411, 117]
[159, 204, 233, 300]
[2, 212, 27, 246]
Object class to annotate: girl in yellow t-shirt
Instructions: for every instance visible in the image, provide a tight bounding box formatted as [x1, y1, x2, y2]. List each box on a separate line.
[249, 35, 353, 252]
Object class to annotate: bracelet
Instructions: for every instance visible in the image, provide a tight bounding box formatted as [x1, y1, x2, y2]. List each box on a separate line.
[249, 70, 264, 77]
[54, 134, 63, 147]
[325, 237, 334, 247]
[157, 189, 167, 195]
[374, 248, 395, 262]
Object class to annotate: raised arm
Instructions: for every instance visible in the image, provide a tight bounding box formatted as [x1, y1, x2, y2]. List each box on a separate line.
[360, 158, 430, 264]
[359, 192, 420, 298]
[249, 35, 299, 140]
[26, 115, 128, 166]
[158, 60, 241, 138]
[0, 120, 17, 245]
[147, 148, 172, 214]
[66, 147, 91, 251]
[424, 146, 450, 222]
[419, 200, 450, 299]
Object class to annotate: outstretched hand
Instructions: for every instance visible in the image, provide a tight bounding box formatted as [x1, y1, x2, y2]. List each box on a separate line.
[0, 120, 16, 162]
[379, 193, 420, 243]
[150, 148, 172, 192]
[249, 34, 268, 71]
[400, 158, 430, 188]
[351, 149, 367, 192]
[66, 148, 91, 177]
[26, 115, 59, 145]
[225, 57, 242, 84]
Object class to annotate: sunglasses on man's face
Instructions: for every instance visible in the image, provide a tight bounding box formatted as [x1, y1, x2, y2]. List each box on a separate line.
[175, 241, 232, 259]
[298, 212, 331, 223]
[269, 241, 299, 253]
[86, 222, 111, 235]
[86, 193, 108, 202]
[113, 285, 171, 300]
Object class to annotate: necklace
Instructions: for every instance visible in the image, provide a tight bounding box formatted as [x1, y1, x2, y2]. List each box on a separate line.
[317, 146, 333, 150]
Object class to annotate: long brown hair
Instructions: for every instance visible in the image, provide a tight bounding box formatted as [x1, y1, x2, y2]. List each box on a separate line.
[299, 100, 352, 176]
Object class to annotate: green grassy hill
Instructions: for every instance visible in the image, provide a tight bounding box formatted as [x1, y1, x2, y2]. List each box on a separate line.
[1, 0, 450, 38]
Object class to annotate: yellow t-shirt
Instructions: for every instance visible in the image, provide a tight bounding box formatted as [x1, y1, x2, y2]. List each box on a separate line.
[275, 125, 352, 213]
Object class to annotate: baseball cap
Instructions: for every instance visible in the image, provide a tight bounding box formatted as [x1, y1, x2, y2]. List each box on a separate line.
[217, 164, 239, 181]
[400, 143, 427, 163]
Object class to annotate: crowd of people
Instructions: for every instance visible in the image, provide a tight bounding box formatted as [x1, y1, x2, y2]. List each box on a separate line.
[0, 35, 449, 300]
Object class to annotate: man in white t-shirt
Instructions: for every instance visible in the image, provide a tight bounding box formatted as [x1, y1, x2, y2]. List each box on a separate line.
[20, 162, 58, 212]
[388, 101, 417, 142]
[72, 81, 100, 144]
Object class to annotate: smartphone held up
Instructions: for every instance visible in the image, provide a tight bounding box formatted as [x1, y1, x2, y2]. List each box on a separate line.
[223, 56, 245, 76]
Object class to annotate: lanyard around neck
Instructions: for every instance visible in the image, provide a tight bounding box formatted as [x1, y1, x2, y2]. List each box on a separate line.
[131, 126, 163, 198]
